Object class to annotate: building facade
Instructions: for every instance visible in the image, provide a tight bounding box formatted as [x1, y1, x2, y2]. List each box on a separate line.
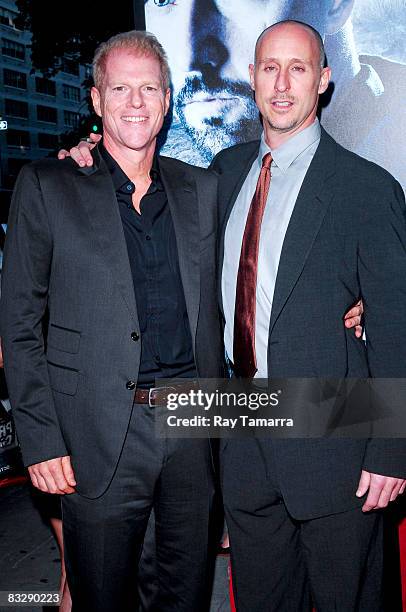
[0, 0, 89, 216]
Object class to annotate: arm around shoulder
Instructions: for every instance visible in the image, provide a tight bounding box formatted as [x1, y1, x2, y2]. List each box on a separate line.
[358, 175, 406, 478]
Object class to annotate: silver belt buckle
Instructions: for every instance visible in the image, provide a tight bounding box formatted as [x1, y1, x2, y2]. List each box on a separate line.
[149, 385, 180, 407]
[148, 387, 158, 408]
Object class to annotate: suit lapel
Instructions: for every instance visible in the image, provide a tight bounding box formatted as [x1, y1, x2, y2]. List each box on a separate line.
[269, 130, 338, 334]
[217, 144, 259, 315]
[158, 156, 200, 354]
[76, 149, 138, 325]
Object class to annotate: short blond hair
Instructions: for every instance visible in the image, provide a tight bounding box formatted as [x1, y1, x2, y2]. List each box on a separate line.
[92, 30, 171, 91]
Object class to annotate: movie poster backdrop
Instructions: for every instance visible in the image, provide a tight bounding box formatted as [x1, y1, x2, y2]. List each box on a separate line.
[145, 0, 406, 191]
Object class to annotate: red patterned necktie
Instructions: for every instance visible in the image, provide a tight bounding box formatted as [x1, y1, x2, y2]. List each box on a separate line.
[233, 152, 272, 378]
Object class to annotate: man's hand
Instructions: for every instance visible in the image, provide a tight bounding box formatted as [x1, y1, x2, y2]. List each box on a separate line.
[344, 299, 363, 338]
[1, 342, 75, 494]
[57, 133, 101, 167]
[28, 456, 76, 494]
[356, 469, 406, 511]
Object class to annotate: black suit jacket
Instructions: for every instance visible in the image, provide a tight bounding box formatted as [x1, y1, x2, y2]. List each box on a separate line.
[0, 147, 223, 498]
[211, 128, 406, 519]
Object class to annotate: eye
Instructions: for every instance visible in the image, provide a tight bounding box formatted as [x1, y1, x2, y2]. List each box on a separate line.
[264, 65, 276, 72]
[154, 0, 176, 6]
[112, 86, 127, 92]
[292, 66, 305, 72]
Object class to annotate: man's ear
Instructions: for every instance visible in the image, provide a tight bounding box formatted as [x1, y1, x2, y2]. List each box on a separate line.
[325, 0, 355, 34]
[91, 87, 102, 117]
[318, 67, 332, 95]
[249, 64, 255, 91]
[164, 88, 171, 116]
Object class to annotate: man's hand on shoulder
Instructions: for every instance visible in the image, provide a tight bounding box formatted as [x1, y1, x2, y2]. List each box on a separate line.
[344, 300, 363, 338]
[356, 469, 406, 512]
[57, 132, 101, 168]
[28, 456, 76, 494]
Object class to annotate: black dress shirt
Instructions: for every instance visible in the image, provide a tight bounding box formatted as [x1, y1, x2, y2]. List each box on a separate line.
[100, 146, 197, 388]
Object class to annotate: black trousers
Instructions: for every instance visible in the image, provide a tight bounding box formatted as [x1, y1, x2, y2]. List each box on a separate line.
[221, 439, 383, 612]
[62, 403, 215, 612]
[138, 511, 159, 611]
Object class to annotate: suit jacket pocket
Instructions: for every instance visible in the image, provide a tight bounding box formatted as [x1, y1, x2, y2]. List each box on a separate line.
[48, 323, 81, 354]
[47, 361, 79, 396]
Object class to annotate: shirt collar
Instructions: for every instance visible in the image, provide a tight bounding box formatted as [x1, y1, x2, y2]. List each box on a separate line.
[258, 119, 321, 173]
[100, 145, 163, 193]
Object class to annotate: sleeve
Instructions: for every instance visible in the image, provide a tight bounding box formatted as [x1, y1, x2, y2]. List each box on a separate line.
[0, 164, 68, 467]
[358, 178, 406, 477]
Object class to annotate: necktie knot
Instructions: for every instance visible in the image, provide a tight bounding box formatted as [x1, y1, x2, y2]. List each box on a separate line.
[262, 152, 272, 171]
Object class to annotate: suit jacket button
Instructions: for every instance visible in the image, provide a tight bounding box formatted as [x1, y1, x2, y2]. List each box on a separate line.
[131, 332, 140, 341]
[126, 380, 136, 390]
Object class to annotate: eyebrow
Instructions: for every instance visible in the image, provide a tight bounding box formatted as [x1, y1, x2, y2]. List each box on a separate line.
[257, 57, 311, 65]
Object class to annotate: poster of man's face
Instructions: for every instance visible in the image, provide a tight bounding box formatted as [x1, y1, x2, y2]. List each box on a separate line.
[145, 0, 406, 190]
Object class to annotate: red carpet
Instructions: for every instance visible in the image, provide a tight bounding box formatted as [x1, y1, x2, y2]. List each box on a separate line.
[0, 474, 27, 488]
[400, 518, 406, 610]
[228, 562, 236, 612]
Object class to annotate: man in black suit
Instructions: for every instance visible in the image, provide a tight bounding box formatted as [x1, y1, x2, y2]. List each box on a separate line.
[210, 20, 406, 611]
[0, 31, 223, 611]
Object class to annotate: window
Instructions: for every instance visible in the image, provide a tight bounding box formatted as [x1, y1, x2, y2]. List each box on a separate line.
[0, 8, 16, 28]
[6, 129, 30, 147]
[38, 133, 59, 149]
[61, 57, 79, 76]
[1, 39, 25, 60]
[35, 77, 56, 96]
[63, 84, 81, 102]
[5, 99, 28, 119]
[63, 110, 80, 129]
[37, 105, 57, 123]
[3, 68, 26, 89]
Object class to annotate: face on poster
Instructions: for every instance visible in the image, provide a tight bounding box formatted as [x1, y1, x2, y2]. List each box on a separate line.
[145, 1, 339, 154]
[145, 0, 406, 189]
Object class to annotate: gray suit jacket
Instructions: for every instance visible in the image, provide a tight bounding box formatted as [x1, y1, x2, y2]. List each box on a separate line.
[0, 147, 223, 498]
[211, 128, 406, 519]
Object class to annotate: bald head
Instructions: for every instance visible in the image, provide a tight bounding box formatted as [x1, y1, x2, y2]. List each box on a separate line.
[255, 20, 326, 69]
[249, 19, 331, 149]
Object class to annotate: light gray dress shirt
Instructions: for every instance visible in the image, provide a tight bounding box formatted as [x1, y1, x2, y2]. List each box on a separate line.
[222, 119, 321, 378]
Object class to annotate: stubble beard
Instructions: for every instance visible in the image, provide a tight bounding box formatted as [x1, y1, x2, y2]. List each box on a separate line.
[174, 76, 261, 162]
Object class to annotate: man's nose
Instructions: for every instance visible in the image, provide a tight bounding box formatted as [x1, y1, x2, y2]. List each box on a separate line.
[274, 69, 290, 93]
[128, 88, 143, 107]
[189, 0, 228, 88]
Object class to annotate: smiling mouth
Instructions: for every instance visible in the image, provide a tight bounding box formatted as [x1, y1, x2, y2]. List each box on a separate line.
[121, 116, 148, 123]
[271, 101, 294, 109]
